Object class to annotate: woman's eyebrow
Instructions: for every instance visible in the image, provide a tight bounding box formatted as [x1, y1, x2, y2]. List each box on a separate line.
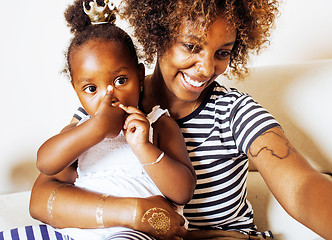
[223, 41, 236, 47]
[181, 34, 235, 46]
[181, 34, 203, 42]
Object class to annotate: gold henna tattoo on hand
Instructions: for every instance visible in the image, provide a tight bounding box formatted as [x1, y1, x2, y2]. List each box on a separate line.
[141, 207, 171, 236]
[249, 130, 295, 159]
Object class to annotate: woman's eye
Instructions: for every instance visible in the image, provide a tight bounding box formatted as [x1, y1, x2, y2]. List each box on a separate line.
[184, 43, 201, 53]
[114, 77, 127, 88]
[83, 86, 97, 93]
[216, 50, 232, 59]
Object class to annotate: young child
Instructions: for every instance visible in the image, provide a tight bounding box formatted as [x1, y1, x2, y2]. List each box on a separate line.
[35, 0, 195, 239]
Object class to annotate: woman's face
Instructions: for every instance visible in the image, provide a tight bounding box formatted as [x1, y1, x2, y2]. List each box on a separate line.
[70, 40, 144, 116]
[158, 16, 237, 102]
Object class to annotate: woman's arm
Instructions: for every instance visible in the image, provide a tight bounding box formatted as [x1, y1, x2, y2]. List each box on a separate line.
[30, 166, 187, 239]
[121, 105, 196, 205]
[249, 126, 332, 239]
[30, 167, 135, 229]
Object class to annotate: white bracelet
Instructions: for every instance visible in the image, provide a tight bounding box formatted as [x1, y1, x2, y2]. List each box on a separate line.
[142, 152, 164, 167]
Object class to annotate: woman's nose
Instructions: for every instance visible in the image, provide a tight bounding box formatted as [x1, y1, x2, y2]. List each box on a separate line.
[196, 52, 215, 78]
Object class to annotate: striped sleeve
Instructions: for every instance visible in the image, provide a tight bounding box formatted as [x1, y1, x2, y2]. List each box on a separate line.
[0, 225, 74, 240]
[230, 94, 280, 154]
[73, 107, 88, 121]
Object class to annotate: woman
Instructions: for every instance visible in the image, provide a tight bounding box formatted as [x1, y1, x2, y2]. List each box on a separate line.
[28, 0, 332, 239]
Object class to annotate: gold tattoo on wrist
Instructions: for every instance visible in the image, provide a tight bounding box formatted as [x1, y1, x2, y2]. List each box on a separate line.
[96, 194, 108, 228]
[47, 184, 67, 223]
[249, 130, 295, 160]
[141, 207, 171, 235]
[132, 199, 138, 228]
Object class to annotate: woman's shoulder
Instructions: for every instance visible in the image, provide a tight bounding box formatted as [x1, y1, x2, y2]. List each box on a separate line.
[211, 81, 248, 99]
[205, 81, 251, 108]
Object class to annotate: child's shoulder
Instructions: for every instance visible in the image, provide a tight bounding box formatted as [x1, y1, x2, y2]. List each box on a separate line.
[153, 113, 181, 146]
[148, 106, 180, 140]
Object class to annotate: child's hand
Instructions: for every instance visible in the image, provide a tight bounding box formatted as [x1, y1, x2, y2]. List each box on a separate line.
[94, 85, 125, 138]
[119, 104, 150, 153]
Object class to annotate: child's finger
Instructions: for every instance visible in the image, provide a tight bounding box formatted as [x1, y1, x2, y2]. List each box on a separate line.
[119, 104, 143, 115]
[101, 85, 114, 105]
[126, 119, 148, 134]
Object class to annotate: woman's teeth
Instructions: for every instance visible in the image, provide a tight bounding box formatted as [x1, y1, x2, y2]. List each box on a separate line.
[182, 73, 204, 87]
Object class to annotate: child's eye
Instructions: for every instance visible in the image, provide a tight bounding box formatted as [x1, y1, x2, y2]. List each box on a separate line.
[83, 85, 97, 93]
[114, 77, 127, 88]
[216, 50, 232, 60]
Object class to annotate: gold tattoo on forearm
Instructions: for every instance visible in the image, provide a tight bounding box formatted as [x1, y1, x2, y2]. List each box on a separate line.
[249, 130, 295, 159]
[47, 184, 67, 223]
[96, 194, 108, 228]
[141, 207, 171, 236]
[131, 199, 138, 228]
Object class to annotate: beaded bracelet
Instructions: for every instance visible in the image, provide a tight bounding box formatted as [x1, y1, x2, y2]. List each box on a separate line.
[141, 152, 164, 167]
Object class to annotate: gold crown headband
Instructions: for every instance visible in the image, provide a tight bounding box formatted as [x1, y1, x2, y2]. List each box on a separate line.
[83, 0, 117, 25]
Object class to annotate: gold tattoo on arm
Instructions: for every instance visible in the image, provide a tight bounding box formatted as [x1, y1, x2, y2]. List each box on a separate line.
[47, 184, 68, 224]
[249, 130, 295, 160]
[96, 194, 109, 228]
[141, 207, 171, 236]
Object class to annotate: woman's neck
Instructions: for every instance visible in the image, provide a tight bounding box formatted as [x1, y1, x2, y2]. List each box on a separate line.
[142, 64, 206, 119]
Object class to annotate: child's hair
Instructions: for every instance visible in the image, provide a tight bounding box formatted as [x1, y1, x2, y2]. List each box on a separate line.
[123, 0, 280, 78]
[63, 0, 138, 80]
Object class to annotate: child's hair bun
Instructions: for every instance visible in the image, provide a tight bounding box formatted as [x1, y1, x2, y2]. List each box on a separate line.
[65, 0, 93, 33]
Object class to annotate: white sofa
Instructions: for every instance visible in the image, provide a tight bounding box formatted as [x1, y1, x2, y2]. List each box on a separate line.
[1, 60, 331, 239]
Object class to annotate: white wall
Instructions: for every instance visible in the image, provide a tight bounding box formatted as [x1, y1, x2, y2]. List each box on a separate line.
[253, 0, 332, 66]
[1, 0, 332, 194]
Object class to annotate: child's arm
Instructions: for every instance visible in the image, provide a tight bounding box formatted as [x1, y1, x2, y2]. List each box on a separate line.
[120, 105, 196, 205]
[37, 89, 125, 175]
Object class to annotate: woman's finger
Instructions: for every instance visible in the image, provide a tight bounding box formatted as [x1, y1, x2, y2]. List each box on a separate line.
[176, 226, 187, 238]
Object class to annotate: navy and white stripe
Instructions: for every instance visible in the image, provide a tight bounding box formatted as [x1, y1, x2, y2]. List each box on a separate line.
[177, 82, 279, 235]
[73, 107, 88, 121]
[0, 226, 155, 240]
[0, 225, 74, 240]
[105, 230, 155, 240]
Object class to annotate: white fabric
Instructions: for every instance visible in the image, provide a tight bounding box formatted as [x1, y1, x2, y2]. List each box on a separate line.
[60, 106, 178, 240]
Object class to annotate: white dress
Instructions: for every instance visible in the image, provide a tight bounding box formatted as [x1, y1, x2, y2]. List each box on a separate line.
[60, 106, 184, 240]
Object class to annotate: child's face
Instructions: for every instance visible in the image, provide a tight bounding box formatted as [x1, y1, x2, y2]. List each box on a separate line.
[70, 40, 144, 116]
[158, 16, 236, 103]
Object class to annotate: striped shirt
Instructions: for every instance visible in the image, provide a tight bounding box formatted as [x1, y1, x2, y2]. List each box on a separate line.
[177, 82, 279, 234]
[73, 81, 279, 236]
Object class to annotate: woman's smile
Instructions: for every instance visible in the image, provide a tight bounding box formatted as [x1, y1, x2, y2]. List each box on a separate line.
[180, 71, 212, 92]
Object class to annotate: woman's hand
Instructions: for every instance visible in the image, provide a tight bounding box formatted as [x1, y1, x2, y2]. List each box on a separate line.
[133, 195, 187, 240]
